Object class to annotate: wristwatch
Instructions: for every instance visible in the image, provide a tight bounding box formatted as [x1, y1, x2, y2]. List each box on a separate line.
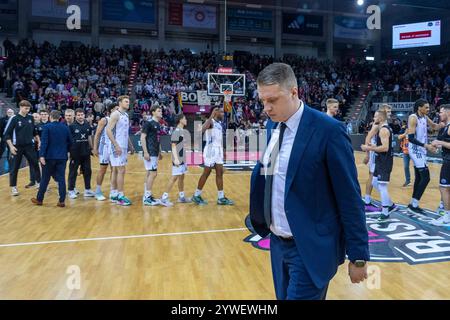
[352, 260, 367, 267]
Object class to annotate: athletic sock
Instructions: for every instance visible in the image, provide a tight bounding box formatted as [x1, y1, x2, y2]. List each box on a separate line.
[145, 191, 152, 198]
[96, 185, 102, 194]
[218, 190, 224, 199]
[411, 198, 419, 208]
[118, 192, 124, 198]
[364, 195, 371, 205]
[179, 191, 185, 198]
[382, 207, 389, 216]
[111, 189, 118, 197]
[162, 192, 169, 200]
[439, 201, 444, 209]
[195, 189, 202, 197]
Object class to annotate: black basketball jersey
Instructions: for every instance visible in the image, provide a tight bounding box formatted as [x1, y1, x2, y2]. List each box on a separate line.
[375, 124, 393, 163]
[437, 123, 450, 161]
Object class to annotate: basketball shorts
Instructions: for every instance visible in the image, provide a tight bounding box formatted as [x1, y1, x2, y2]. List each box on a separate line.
[374, 159, 393, 183]
[98, 143, 110, 165]
[203, 146, 224, 168]
[144, 156, 158, 171]
[172, 163, 188, 176]
[109, 147, 128, 167]
[409, 150, 427, 169]
[440, 160, 450, 187]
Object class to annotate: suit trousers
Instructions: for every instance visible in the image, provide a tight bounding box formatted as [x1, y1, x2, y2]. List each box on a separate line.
[68, 155, 92, 191]
[37, 159, 67, 203]
[270, 233, 329, 300]
[9, 144, 41, 187]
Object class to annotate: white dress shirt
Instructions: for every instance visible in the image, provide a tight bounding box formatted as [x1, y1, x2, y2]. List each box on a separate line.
[268, 101, 304, 238]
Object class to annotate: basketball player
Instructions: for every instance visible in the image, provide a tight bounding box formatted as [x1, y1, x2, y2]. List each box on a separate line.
[92, 102, 118, 201]
[160, 113, 192, 206]
[106, 95, 132, 206]
[363, 104, 392, 212]
[326, 98, 339, 118]
[192, 107, 234, 205]
[141, 105, 163, 206]
[431, 104, 450, 226]
[407, 99, 443, 214]
[361, 110, 397, 221]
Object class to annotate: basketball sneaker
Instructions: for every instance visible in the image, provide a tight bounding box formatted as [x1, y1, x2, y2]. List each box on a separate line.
[365, 203, 381, 212]
[11, 187, 19, 196]
[430, 214, 450, 226]
[377, 214, 390, 222]
[110, 194, 119, 203]
[95, 192, 106, 201]
[143, 196, 160, 206]
[217, 197, 234, 206]
[68, 190, 78, 199]
[159, 198, 174, 207]
[407, 205, 426, 215]
[117, 195, 132, 206]
[84, 190, 96, 198]
[192, 195, 208, 205]
[388, 203, 398, 213]
[177, 196, 192, 203]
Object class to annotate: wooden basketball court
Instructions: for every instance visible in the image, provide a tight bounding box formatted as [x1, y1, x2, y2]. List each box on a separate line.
[0, 152, 448, 299]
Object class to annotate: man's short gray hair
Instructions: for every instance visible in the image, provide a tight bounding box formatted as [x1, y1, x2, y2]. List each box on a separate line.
[257, 63, 297, 91]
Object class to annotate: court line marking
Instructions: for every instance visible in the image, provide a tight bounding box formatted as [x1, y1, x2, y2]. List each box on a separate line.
[0, 227, 248, 249]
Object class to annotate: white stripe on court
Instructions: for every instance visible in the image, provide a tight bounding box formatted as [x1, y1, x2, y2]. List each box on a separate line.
[0, 227, 248, 249]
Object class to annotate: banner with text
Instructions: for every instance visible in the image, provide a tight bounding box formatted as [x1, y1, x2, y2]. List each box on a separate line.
[372, 102, 414, 112]
[227, 7, 272, 33]
[282, 13, 323, 36]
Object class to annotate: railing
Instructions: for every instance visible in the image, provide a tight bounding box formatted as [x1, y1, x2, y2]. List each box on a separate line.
[370, 90, 427, 104]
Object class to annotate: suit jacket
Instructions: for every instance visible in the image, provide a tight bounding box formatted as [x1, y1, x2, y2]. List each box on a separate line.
[249, 105, 369, 288]
[39, 122, 73, 160]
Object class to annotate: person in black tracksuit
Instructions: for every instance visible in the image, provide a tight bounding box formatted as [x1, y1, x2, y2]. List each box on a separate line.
[68, 109, 94, 198]
[27, 111, 49, 188]
[4, 100, 41, 195]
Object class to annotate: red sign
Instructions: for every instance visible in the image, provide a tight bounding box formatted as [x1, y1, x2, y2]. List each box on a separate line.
[400, 30, 431, 40]
[217, 67, 233, 74]
[168, 2, 183, 26]
[182, 105, 213, 115]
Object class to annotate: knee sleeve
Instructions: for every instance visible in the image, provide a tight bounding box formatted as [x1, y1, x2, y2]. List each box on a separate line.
[372, 176, 379, 192]
[377, 182, 391, 207]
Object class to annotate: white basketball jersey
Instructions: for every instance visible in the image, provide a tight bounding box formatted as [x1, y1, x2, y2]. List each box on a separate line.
[205, 119, 223, 148]
[99, 117, 110, 149]
[112, 110, 129, 148]
[409, 114, 427, 155]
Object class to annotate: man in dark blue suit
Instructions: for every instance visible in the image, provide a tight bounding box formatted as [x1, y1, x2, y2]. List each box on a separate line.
[250, 63, 369, 300]
[31, 110, 73, 207]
